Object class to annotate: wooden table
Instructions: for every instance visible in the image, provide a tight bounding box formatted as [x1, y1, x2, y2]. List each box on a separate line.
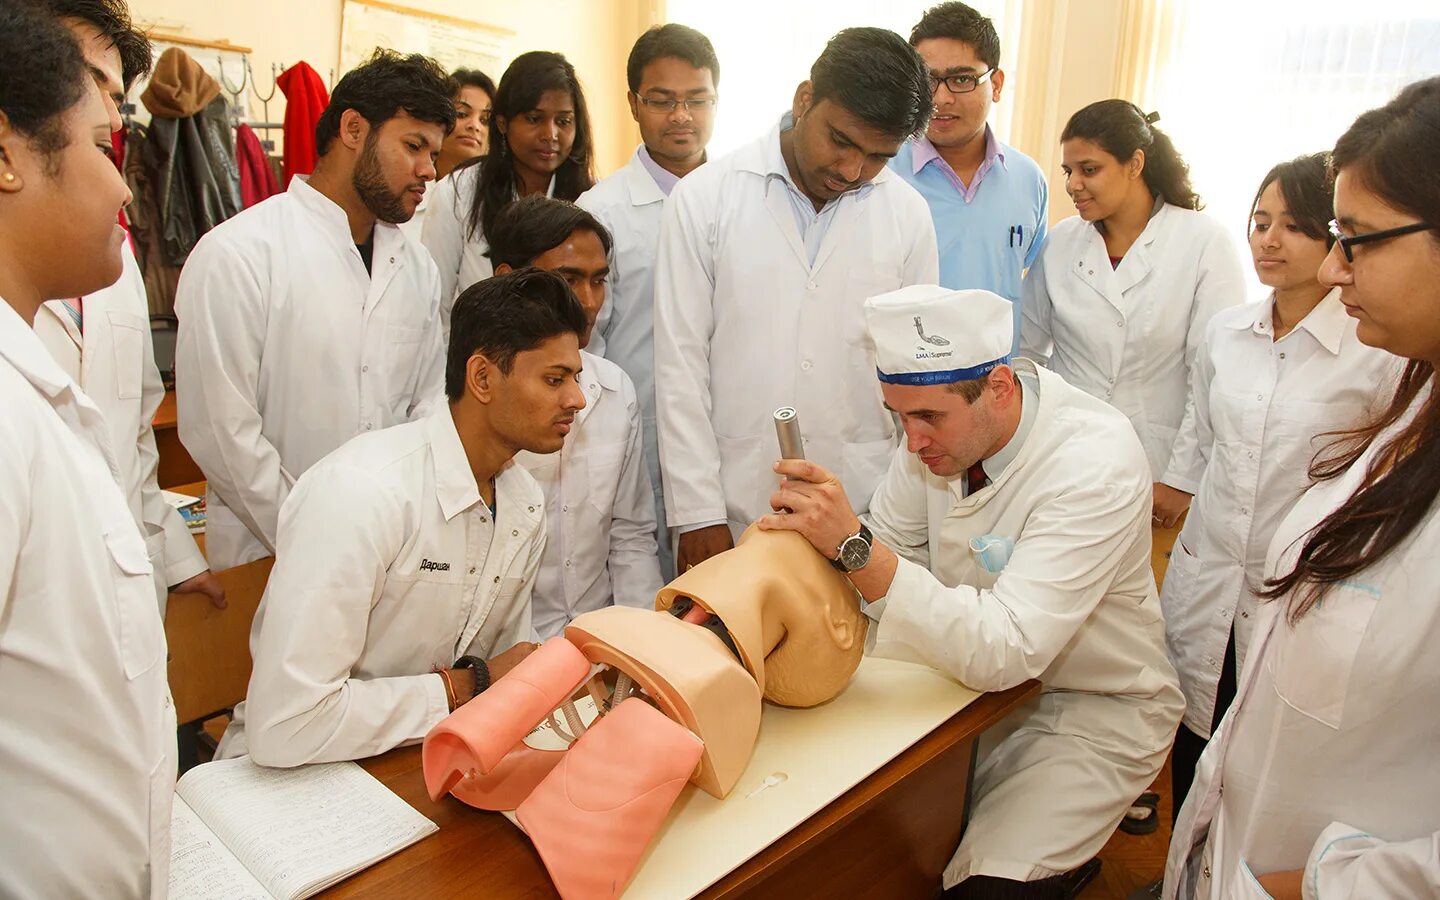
[326, 680, 1039, 900]
[153, 389, 203, 489]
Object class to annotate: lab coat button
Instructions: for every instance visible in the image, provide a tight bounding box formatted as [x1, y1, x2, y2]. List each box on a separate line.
[469, 566, 476, 574]
[562, 505, 569, 513]
[565, 560, 572, 568]
[493, 576, 500, 584]
[511, 529, 519, 536]
[801, 359, 813, 371]
[1279, 352, 1287, 360]
[1257, 393, 1264, 401]
[364, 423, 373, 431]
[1115, 320, 1123, 328]
[1088, 270, 1095, 276]
[528, 505, 535, 513]
[806, 281, 817, 290]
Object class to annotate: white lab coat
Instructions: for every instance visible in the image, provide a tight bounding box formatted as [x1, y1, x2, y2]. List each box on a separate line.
[516, 351, 662, 639]
[34, 244, 206, 613]
[0, 299, 176, 898]
[1165, 380, 1440, 900]
[175, 176, 446, 571]
[654, 119, 939, 535]
[865, 361, 1184, 886]
[218, 408, 545, 767]
[1020, 203, 1249, 477]
[1157, 290, 1400, 736]
[576, 146, 671, 575]
[421, 167, 575, 346]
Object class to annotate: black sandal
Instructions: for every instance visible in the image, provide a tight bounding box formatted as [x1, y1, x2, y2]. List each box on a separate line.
[1119, 791, 1160, 835]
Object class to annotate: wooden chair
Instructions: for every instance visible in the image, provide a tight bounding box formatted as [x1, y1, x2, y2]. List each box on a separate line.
[164, 523, 273, 770]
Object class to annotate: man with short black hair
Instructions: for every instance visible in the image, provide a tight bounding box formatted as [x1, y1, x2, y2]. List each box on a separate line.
[578, 23, 719, 578]
[655, 27, 939, 572]
[29, 0, 223, 614]
[176, 49, 456, 570]
[893, 2, 1049, 350]
[487, 195, 663, 639]
[219, 268, 585, 766]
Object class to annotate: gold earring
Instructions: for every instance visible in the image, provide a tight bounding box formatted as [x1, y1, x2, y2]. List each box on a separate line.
[2, 173, 14, 182]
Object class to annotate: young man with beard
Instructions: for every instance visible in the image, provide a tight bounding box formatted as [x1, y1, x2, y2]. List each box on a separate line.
[577, 23, 719, 578]
[218, 268, 584, 766]
[175, 50, 455, 570]
[890, 3, 1048, 352]
[654, 27, 938, 572]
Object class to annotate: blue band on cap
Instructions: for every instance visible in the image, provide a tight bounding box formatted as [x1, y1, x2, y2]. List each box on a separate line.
[876, 355, 1011, 386]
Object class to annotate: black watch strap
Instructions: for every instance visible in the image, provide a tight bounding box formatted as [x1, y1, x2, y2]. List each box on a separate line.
[454, 655, 490, 698]
[830, 522, 873, 572]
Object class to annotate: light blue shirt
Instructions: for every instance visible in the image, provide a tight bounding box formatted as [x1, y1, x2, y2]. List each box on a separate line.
[890, 128, 1049, 353]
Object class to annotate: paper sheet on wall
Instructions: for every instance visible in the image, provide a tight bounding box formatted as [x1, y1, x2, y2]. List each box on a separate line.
[340, 0, 511, 80]
[503, 655, 983, 899]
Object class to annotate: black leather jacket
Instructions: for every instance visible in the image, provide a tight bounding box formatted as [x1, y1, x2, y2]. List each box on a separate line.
[139, 95, 242, 267]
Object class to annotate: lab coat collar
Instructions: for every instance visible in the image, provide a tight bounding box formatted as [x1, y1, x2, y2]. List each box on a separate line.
[427, 406, 483, 521]
[1230, 287, 1348, 356]
[623, 147, 668, 207]
[0, 297, 77, 400]
[289, 174, 409, 265]
[947, 359, 1046, 502]
[574, 349, 622, 430]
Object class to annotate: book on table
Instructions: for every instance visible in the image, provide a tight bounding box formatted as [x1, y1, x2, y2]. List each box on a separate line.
[169, 756, 437, 900]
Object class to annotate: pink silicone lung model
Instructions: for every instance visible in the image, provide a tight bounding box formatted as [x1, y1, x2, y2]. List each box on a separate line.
[421, 526, 868, 899]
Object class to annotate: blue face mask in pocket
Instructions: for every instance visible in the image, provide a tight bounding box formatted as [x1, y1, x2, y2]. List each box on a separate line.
[969, 534, 1015, 574]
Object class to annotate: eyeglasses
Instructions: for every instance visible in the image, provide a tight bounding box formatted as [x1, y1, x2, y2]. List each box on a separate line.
[928, 68, 994, 95]
[1328, 219, 1435, 263]
[637, 96, 717, 114]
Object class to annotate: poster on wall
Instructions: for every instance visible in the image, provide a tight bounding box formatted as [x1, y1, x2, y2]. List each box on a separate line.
[339, 0, 512, 79]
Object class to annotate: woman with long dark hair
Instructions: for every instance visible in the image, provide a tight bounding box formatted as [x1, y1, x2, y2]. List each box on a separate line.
[1165, 76, 1440, 900]
[1020, 100, 1249, 527]
[423, 51, 595, 336]
[0, 2, 179, 889]
[1154, 153, 1400, 861]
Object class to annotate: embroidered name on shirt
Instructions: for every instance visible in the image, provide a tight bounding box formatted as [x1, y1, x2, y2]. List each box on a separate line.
[420, 558, 451, 572]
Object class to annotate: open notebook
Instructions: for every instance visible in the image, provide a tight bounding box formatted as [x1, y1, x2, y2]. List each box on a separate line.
[169, 757, 437, 900]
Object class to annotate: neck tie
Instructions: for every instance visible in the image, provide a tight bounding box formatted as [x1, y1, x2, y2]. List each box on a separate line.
[967, 461, 989, 493]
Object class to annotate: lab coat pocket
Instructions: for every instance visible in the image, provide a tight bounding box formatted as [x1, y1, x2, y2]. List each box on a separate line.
[1159, 539, 1203, 624]
[384, 323, 425, 402]
[104, 526, 164, 679]
[1228, 859, 1275, 899]
[584, 445, 626, 517]
[107, 309, 148, 400]
[715, 433, 763, 523]
[1268, 581, 1379, 729]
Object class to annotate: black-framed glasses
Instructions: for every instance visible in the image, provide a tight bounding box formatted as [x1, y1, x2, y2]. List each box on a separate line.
[1328, 218, 1435, 263]
[637, 96, 717, 114]
[928, 68, 994, 95]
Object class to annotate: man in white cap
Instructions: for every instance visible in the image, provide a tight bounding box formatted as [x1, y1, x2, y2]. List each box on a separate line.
[758, 285, 1184, 900]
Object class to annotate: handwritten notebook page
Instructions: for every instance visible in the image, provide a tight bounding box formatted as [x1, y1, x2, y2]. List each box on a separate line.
[174, 757, 436, 899]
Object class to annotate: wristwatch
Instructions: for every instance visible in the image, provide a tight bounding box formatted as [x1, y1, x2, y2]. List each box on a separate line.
[831, 522, 873, 573]
[454, 655, 490, 699]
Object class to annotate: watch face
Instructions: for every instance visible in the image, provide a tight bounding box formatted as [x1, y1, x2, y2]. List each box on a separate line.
[838, 535, 871, 572]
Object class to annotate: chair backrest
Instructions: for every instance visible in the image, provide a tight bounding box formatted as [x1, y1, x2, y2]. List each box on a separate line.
[165, 551, 274, 725]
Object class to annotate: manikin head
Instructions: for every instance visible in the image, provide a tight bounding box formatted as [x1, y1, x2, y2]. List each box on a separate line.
[487, 195, 612, 349]
[314, 50, 456, 224]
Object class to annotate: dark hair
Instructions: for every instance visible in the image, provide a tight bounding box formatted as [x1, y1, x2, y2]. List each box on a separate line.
[30, 0, 152, 89]
[450, 67, 496, 100]
[1061, 100, 1201, 210]
[1261, 76, 1440, 623]
[1251, 152, 1334, 247]
[0, 3, 90, 171]
[909, 2, 1001, 70]
[810, 27, 931, 141]
[460, 51, 595, 243]
[445, 267, 587, 399]
[484, 195, 612, 270]
[626, 23, 720, 92]
[315, 50, 457, 157]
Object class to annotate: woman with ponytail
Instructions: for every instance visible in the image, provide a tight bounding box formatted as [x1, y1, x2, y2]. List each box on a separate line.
[423, 51, 595, 338]
[1164, 76, 1440, 900]
[1020, 100, 1249, 528]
